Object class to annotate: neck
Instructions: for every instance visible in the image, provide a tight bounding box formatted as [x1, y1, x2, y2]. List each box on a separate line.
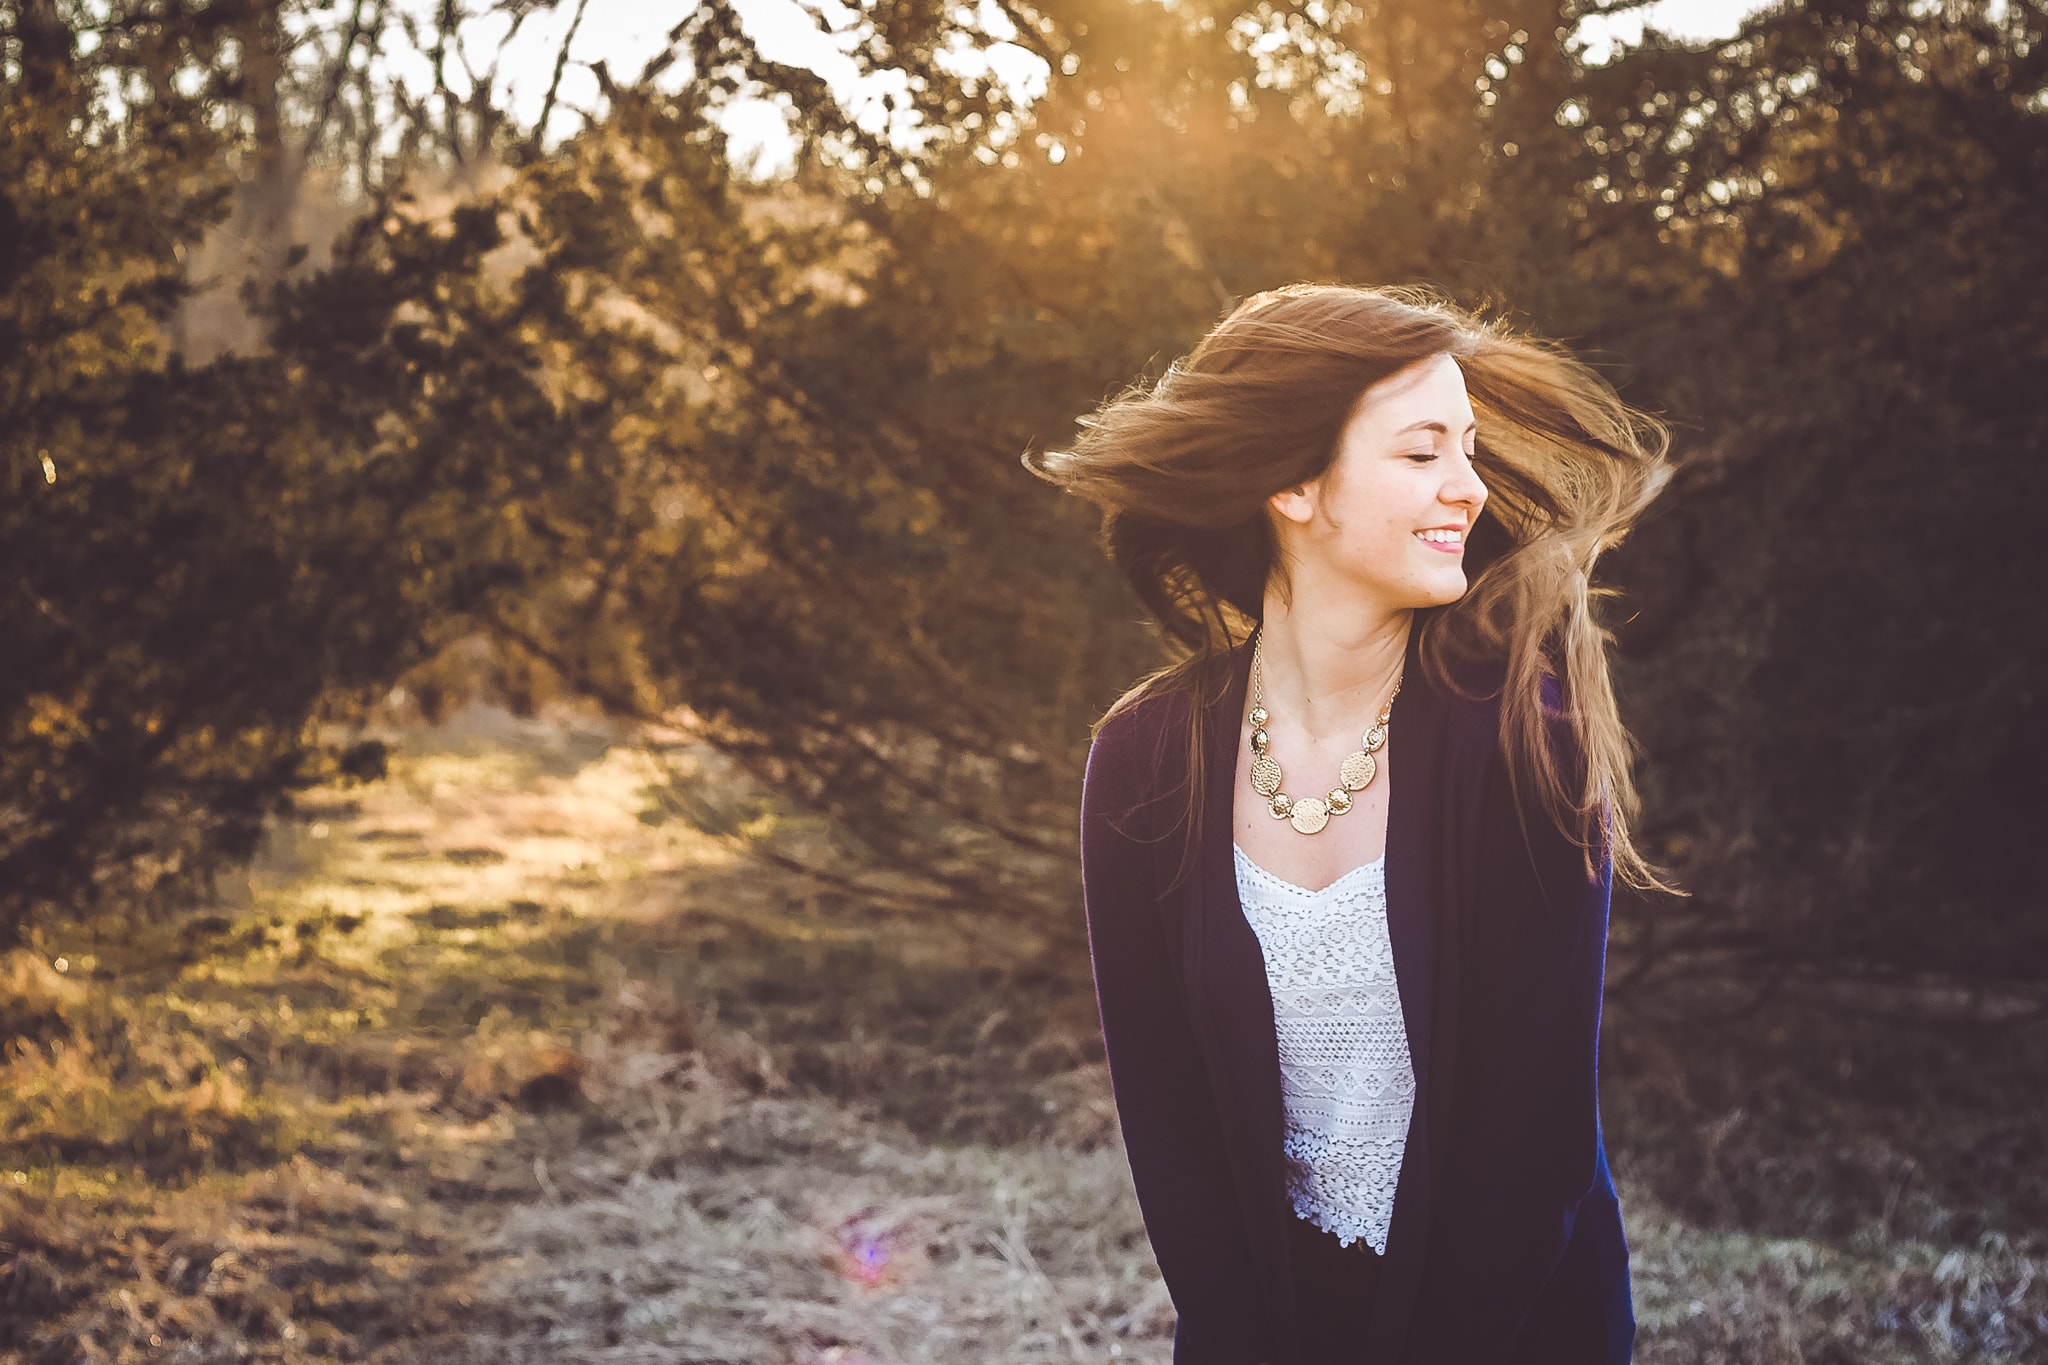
[1255, 597, 1412, 741]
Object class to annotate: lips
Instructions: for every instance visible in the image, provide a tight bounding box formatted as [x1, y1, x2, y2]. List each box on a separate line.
[1415, 528, 1464, 553]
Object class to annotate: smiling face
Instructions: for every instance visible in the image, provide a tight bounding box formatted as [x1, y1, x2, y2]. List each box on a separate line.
[1266, 351, 1489, 612]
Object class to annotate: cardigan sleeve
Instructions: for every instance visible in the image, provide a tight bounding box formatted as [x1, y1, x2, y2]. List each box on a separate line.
[1081, 713, 1269, 1365]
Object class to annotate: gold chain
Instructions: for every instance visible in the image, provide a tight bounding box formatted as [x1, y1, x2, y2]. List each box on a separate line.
[1247, 626, 1402, 836]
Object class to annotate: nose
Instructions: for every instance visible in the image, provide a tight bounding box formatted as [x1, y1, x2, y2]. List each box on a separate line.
[1443, 449, 1487, 513]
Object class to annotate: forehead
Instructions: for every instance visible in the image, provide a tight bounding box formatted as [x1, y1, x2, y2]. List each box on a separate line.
[1348, 354, 1473, 432]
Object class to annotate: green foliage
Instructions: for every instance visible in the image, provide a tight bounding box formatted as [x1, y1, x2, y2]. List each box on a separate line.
[3, 0, 2045, 999]
[1567, 1, 2048, 985]
[0, 67, 502, 945]
[1, 33, 276, 946]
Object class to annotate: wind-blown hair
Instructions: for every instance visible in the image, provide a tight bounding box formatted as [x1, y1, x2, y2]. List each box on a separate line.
[1024, 281, 1682, 897]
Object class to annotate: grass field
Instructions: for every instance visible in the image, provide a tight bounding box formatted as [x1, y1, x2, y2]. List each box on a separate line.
[2, 707, 2042, 1363]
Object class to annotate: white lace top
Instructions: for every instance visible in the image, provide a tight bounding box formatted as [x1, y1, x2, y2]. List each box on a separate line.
[1233, 843, 1416, 1255]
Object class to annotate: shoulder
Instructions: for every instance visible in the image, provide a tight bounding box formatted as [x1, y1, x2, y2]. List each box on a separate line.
[1435, 651, 1568, 734]
[1432, 652, 1512, 772]
[1085, 682, 1186, 809]
[1436, 656, 1584, 814]
[1086, 650, 1229, 784]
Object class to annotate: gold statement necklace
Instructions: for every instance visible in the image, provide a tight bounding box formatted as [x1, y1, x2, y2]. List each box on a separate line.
[1247, 627, 1402, 836]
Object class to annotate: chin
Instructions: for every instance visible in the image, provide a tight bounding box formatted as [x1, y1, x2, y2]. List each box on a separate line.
[1414, 570, 1470, 608]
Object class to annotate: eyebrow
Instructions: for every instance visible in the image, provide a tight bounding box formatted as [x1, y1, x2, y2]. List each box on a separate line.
[1395, 419, 1478, 435]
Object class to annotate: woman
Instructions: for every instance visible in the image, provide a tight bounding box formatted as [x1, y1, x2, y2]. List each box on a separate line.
[1024, 283, 1680, 1364]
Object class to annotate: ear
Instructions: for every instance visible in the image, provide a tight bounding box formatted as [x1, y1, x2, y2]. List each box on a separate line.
[1269, 480, 1317, 527]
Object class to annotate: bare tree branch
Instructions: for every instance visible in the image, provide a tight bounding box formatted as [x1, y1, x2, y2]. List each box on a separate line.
[537, 0, 594, 149]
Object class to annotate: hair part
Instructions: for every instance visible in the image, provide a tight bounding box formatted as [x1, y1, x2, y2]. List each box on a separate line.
[1024, 280, 1684, 899]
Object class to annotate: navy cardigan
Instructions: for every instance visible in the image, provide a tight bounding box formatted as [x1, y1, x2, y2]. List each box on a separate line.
[1079, 620, 1633, 1365]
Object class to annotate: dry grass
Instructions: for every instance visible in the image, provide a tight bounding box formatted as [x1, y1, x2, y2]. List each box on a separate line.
[435, 995, 1172, 1364]
[1, 703, 2044, 1363]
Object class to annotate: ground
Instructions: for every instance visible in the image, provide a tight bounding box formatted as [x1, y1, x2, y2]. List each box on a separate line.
[1, 707, 2041, 1363]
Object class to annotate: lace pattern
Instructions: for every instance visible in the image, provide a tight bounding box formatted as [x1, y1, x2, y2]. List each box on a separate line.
[1234, 843, 1416, 1255]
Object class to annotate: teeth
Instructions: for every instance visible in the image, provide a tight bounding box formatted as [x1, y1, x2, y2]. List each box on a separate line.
[1416, 529, 1463, 543]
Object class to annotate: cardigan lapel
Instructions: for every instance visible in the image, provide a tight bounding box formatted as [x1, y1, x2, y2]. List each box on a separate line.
[1178, 618, 1459, 1365]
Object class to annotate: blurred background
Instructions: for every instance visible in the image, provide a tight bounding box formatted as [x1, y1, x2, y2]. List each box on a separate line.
[2, 0, 2045, 1359]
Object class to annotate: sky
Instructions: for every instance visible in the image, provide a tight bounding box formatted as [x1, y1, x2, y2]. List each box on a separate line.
[368, 0, 1780, 180]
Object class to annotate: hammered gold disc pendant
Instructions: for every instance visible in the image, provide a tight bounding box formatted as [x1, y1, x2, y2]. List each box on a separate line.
[1288, 796, 1331, 835]
[1251, 754, 1283, 798]
[1338, 750, 1378, 792]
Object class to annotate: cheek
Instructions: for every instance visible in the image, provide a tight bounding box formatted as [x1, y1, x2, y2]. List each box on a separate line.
[1350, 518, 1427, 576]
[1325, 471, 1440, 568]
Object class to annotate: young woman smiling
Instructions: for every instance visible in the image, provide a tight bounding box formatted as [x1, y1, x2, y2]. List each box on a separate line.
[1025, 283, 1679, 1364]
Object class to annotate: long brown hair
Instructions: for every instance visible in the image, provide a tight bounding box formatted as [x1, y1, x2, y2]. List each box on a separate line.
[1024, 281, 1683, 897]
